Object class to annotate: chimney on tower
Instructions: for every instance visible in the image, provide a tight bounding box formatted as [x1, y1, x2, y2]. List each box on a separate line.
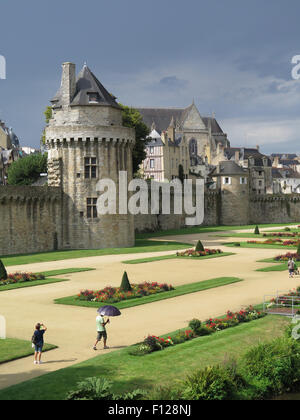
[60, 62, 76, 107]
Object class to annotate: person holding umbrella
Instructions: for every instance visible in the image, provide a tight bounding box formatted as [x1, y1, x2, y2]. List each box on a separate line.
[93, 305, 121, 351]
[93, 312, 110, 351]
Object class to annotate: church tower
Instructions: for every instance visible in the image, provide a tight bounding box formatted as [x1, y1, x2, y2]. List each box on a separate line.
[45, 62, 135, 250]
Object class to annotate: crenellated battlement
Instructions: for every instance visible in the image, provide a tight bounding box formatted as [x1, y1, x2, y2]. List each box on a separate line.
[0, 185, 61, 202]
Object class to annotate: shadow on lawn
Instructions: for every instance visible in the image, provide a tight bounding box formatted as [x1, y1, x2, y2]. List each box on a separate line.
[0, 363, 155, 400]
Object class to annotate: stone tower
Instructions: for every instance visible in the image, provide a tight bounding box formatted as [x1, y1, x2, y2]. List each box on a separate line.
[45, 62, 135, 250]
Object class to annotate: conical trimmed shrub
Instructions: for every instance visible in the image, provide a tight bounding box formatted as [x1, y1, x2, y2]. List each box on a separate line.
[0, 260, 7, 280]
[195, 240, 205, 252]
[120, 271, 132, 292]
[254, 226, 260, 235]
[297, 243, 300, 256]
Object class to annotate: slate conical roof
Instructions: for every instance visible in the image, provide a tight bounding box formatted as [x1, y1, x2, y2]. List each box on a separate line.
[51, 64, 121, 109]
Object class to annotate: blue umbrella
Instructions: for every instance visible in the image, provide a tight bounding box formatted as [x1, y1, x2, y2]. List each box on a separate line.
[98, 305, 121, 317]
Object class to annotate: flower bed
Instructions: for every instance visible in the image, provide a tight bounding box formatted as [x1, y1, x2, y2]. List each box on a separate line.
[263, 232, 300, 238]
[130, 306, 266, 356]
[176, 248, 222, 258]
[78, 282, 174, 303]
[247, 238, 300, 246]
[0, 272, 45, 286]
[269, 287, 300, 307]
[274, 252, 300, 262]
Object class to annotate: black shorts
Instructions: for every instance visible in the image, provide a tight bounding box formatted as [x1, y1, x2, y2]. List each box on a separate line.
[97, 331, 107, 341]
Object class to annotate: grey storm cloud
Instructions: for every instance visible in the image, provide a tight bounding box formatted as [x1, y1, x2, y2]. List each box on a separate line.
[159, 76, 188, 89]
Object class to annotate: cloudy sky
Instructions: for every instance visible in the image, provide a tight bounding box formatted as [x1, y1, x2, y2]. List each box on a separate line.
[1, 0, 300, 153]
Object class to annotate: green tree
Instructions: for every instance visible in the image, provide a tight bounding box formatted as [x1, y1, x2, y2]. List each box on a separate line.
[195, 240, 205, 252]
[7, 153, 47, 186]
[120, 104, 150, 176]
[0, 260, 7, 280]
[41, 106, 53, 146]
[254, 226, 260, 235]
[120, 271, 132, 292]
[297, 243, 300, 255]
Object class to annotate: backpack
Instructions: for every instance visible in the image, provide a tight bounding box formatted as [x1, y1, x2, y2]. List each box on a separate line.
[31, 332, 39, 345]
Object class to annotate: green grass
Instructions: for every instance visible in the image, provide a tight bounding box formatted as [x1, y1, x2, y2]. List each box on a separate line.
[0, 240, 190, 267]
[54, 277, 243, 309]
[217, 232, 300, 239]
[0, 278, 67, 292]
[256, 258, 291, 272]
[123, 252, 235, 265]
[37, 268, 96, 277]
[0, 315, 289, 400]
[0, 339, 57, 365]
[0, 268, 96, 292]
[224, 242, 297, 250]
[136, 223, 299, 239]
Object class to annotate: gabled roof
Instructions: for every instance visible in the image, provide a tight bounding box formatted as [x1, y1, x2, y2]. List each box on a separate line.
[137, 106, 224, 135]
[51, 65, 121, 110]
[211, 161, 248, 176]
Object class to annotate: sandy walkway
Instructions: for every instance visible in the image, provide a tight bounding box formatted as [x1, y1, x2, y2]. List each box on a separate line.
[0, 225, 299, 391]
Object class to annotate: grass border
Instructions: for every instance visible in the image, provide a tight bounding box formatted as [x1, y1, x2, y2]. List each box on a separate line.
[122, 252, 235, 265]
[54, 277, 243, 310]
[0, 268, 95, 292]
[0, 339, 57, 365]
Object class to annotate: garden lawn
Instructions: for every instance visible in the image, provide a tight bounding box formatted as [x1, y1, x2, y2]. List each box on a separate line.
[0, 339, 57, 365]
[54, 277, 242, 309]
[123, 252, 235, 265]
[256, 258, 288, 272]
[0, 269, 95, 292]
[0, 315, 289, 400]
[216, 232, 300, 239]
[0, 240, 190, 267]
[224, 242, 297, 250]
[136, 223, 299, 239]
[0, 278, 67, 292]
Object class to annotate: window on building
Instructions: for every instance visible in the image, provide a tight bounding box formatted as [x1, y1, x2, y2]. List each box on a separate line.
[258, 180, 262, 187]
[150, 147, 154, 155]
[84, 157, 97, 179]
[258, 171, 263, 176]
[150, 159, 155, 169]
[87, 198, 98, 219]
[88, 93, 100, 103]
[240, 177, 247, 184]
[223, 177, 231, 185]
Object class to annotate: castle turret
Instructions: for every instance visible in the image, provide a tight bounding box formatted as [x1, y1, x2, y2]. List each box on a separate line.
[45, 62, 135, 250]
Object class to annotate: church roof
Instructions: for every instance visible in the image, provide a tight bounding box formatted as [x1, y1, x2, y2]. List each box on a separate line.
[137, 106, 224, 135]
[52, 65, 121, 110]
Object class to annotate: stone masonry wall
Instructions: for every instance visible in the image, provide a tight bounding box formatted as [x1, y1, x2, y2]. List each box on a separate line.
[0, 186, 62, 256]
[249, 194, 300, 224]
[135, 191, 220, 232]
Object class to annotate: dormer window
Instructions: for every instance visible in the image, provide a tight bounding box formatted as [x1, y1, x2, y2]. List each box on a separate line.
[88, 93, 100, 103]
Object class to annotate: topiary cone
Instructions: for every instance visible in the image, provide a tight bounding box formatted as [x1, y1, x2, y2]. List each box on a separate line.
[195, 240, 205, 252]
[297, 243, 300, 256]
[0, 260, 7, 280]
[120, 271, 132, 292]
[254, 226, 260, 235]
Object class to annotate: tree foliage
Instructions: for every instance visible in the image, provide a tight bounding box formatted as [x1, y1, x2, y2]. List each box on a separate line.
[0, 260, 7, 280]
[120, 104, 150, 176]
[7, 153, 47, 186]
[120, 271, 132, 292]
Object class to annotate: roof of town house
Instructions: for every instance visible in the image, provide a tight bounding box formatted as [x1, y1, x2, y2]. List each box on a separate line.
[224, 147, 272, 167]
[271, 153, 298, 160]
[51, 65, 121, 110]
[278, 168, 300, 179]
[272, 168, 284, 179]
[211, 160, 248, 176]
